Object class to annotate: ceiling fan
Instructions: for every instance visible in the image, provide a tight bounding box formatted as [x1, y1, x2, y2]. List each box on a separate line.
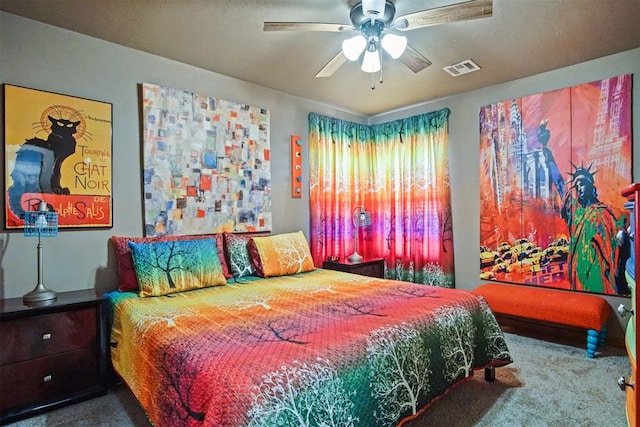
[264, 0, 492, 80]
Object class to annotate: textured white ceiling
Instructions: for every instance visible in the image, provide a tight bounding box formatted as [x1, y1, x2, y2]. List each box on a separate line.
[1, 0, 639, 116]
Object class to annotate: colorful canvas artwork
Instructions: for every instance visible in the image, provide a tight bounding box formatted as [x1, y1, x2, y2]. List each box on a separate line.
[479, 74, 633, 296]
[4, 84, 113, 229]
[140, 83, 271, 236]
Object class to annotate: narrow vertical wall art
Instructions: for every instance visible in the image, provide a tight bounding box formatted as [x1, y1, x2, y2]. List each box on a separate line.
[291, 135, 302, 198]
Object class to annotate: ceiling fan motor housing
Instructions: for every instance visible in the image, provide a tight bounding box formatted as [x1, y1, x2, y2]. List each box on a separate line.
[362, 0, 385, 17]
[350, 0, 396, 28]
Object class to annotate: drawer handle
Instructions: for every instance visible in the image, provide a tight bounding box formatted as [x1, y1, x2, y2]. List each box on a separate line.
[617, 304, 634, 317]
[43, 375, 52, 383]
[42, 333, 52, 340]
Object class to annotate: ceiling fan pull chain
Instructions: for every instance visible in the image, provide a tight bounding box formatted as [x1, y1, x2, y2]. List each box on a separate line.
[371, 47, 383, 90]
[378, 49, 384, 85]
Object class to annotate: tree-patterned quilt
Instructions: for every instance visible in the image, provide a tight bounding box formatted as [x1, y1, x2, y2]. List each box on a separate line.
[106, 269, 511, 426]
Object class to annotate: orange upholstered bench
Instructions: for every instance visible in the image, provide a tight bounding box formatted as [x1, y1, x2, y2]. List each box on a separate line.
[474, 283, 611, 358]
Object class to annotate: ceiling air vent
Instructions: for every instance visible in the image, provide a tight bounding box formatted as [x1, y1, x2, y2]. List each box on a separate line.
[443, 59, 481, 77]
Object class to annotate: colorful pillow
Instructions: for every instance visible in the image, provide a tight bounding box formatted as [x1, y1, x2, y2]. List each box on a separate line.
[223, 232, 257, 278]
[128, 238, 227, 297]
[111, 233, 231, 292]
[248, 231, 316, 277]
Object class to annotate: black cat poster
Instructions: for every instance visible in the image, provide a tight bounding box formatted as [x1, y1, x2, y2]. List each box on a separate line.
[4, 84, 113, 229]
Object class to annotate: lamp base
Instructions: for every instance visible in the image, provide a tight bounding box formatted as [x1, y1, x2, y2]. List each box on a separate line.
[347, 252, 364, 263]
[23, 284, 57, 304]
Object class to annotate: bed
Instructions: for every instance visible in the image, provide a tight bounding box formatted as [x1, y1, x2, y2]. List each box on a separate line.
[105, 263, 512, 426]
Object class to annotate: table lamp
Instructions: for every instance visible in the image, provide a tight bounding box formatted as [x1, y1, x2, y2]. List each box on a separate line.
[348, 206, 371, 263]
[23, 201, 58, 303]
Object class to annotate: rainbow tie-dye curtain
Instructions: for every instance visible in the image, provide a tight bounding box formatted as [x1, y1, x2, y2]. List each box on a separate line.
[309, 109, 454, 287]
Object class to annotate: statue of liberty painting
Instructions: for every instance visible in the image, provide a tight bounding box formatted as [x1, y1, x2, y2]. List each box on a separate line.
[561, 164, 625, 294]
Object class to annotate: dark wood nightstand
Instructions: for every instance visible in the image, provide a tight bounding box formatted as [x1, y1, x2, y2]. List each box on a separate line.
[0, 289, 107, 425]
[322, 258, 385, 278]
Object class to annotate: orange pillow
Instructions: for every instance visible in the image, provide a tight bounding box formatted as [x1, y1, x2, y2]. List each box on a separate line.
[248, 231, 315, 277]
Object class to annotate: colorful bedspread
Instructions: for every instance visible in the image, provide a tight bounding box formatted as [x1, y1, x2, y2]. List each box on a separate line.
[106, 269, 511, 427]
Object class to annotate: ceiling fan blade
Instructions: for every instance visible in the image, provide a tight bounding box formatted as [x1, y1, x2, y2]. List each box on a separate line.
[315, 51, 348, 78]
[396, 0, 492, 31]
[263, 22, 351, 32]
[399, 44, 432, 73]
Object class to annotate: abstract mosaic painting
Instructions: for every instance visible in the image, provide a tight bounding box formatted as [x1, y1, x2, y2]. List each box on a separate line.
[140, 83, 271, 236]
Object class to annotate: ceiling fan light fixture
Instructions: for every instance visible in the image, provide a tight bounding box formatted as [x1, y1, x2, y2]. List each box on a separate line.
[342, 34, 367, 61]
[381, 33, 407, 59]
[361, 48, 381, 73]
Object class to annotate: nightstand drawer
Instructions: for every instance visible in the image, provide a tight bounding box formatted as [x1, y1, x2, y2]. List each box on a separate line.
[0, 307, 97, 365]
[347, 263, 384, 278]
[0, 348, 98, 410]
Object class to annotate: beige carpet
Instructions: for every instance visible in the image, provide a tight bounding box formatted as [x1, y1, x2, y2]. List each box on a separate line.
[5, 333, 629, 427]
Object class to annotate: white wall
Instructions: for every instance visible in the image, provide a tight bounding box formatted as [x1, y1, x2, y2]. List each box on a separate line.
[0, 11, 366, 299]
[373, 48, 640, 342]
